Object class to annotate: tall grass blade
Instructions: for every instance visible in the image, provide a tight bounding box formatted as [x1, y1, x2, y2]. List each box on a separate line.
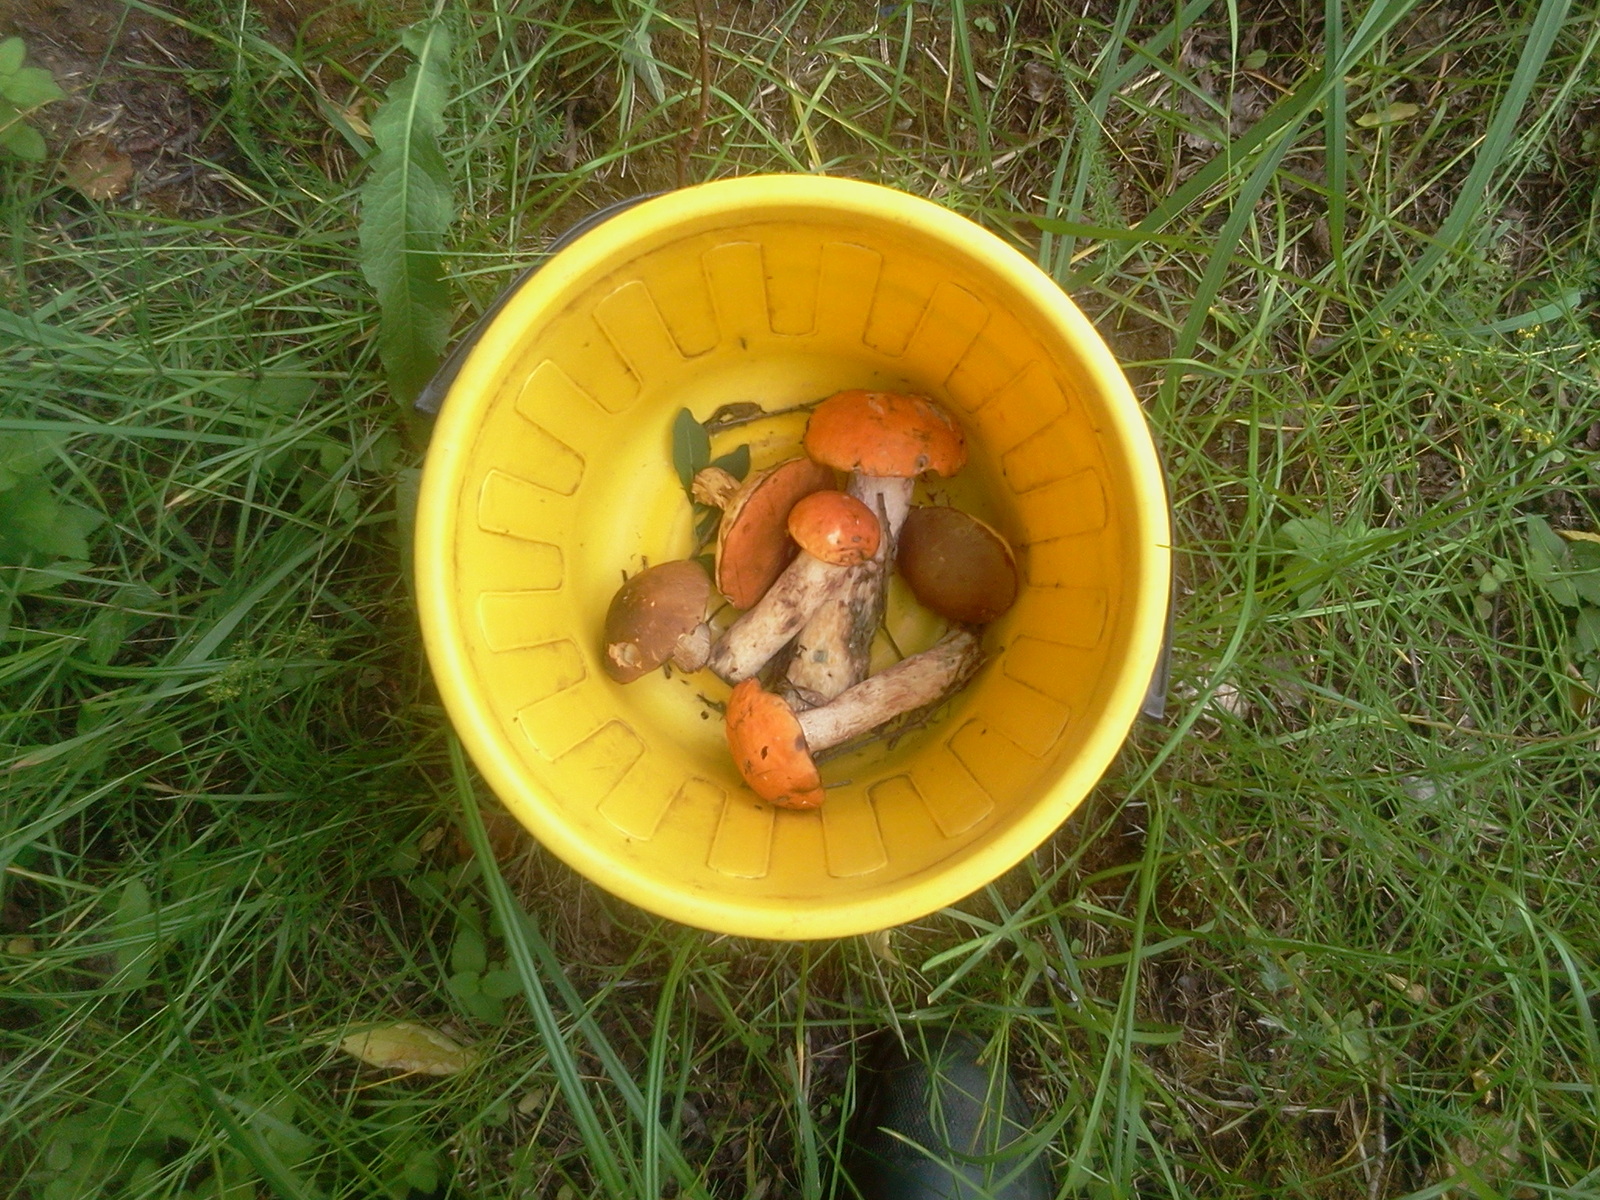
[451, 740, 635, 1199]
[451, 738, 713, 1200]
[1363, 0, 1578, 325]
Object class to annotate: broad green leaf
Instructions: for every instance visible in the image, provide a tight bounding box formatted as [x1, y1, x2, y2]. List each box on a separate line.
[0, 117, 44, 160]
[1576, 606, 1600, 658]
[1278, 516, 1338, 553]
[1525, 515, 1580, 607]
[479, 967, 521, 999]
[671, 408, 711, 492]
[401, 1147, 442, 1194]
[0, 37, 25, 75]
[1, 66, 65, 109]
[358, 23, 456, 406]
[450, 921, 487, 976]
[1573, 571, 1600, 609]
[112, 879, 157, 988]
[709, 443, 751, 482]
[467, 990, 506, 1024]
[337, 1022, 476, 1075]
[0, 478, 102, 564]
[0, 430, 65, 490]
[621, 25, 667, 105]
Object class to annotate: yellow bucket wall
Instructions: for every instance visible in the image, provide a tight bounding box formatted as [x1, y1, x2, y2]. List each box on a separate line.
[416, 176, 1170, 940]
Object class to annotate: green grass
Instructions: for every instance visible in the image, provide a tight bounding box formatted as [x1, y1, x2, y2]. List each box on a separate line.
[3, 0, 1599, 1196]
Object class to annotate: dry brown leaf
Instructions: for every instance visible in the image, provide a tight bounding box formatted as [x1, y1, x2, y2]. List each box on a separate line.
[1022, 61, 1057, 103]
[1441, 1113, 1526, 1198]
[865, 927, 900, 965]
[337, 1022, 477, 1076]
[61, 136, 134, 201]
[340, 97, 372, 139]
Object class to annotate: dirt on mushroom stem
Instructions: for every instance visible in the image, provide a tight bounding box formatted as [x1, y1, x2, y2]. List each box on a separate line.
[708, 491, 882, 683]
[783, 475, 913, 707]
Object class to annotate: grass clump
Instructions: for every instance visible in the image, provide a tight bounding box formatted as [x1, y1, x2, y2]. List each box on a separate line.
[2, 0, 1599, 1197]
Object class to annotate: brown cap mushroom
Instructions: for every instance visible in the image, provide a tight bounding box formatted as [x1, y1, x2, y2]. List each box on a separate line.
[725, 678, 824, 809]
[897, 506, 1019, 624]
[803, 390, 967, 480]
[786, 490, 881, 567]
[602, 560, 713, 683]
[711, 457, 836, 609]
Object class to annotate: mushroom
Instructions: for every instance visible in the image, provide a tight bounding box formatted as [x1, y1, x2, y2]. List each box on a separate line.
[602, 560, 714, 683]
[784, 391, 968, 705]
[707, 490, 882, 683]
[897, 505, 1019, 624]
[694, 457, 836, 609]
[724, 628, 985, 809]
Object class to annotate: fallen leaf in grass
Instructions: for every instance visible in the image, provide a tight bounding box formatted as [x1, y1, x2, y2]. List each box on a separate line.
[61, 136, 134, 200]
[1443, 1113, 1524, 1197]
[516, 1087, 549, 1115]
[1383, 971, 1432, 1006]
[1357, 101, 1422, 127]
[338, 1022, 476, 1075]
[865, 927, 900, 965]
[1205, 681, 1252, 720]
[340, 97, 372, 139]
[1022, 60, 1056, 103]
[1558, 529, 1600, 545]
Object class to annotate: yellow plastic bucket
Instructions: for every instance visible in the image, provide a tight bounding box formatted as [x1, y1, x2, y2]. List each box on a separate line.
[416, 175, 1169, 940]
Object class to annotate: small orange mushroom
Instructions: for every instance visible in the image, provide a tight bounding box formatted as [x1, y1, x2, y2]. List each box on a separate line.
[724, 679, 824, 809]
[725, 630, 985, 809]
[708, 490, 883, 683]
[786, 490, 881, 567]
[786, 391, 969, 705]
[702, 457, 836, 609]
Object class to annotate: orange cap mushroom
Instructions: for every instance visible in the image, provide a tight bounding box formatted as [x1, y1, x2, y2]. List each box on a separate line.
[724, 630, 986, 810]
[713, 457, 836, 608]
[786, 490, 881, 567]
[724, 679, 824, 809]
[803, 390, 967, 479]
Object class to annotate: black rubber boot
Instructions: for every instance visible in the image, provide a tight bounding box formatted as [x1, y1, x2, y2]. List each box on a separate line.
[839, 1028, 1054, 1200]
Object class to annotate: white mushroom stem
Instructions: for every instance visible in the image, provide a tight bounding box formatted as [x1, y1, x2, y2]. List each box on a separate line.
[784, 474, 914, 705]
[670, 624, 712, 673]
[795, 628, 983, 751]
[708, 552, 855, 683]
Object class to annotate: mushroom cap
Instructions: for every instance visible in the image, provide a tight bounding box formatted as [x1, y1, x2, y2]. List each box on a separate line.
[803, 390, 967, 479]
[786, 490, 881, 567]
[897, 506, 1019, 624]
[602, 560, 712, 683]
[724, 679, 824, 809]
[715, 457, 837, 608]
